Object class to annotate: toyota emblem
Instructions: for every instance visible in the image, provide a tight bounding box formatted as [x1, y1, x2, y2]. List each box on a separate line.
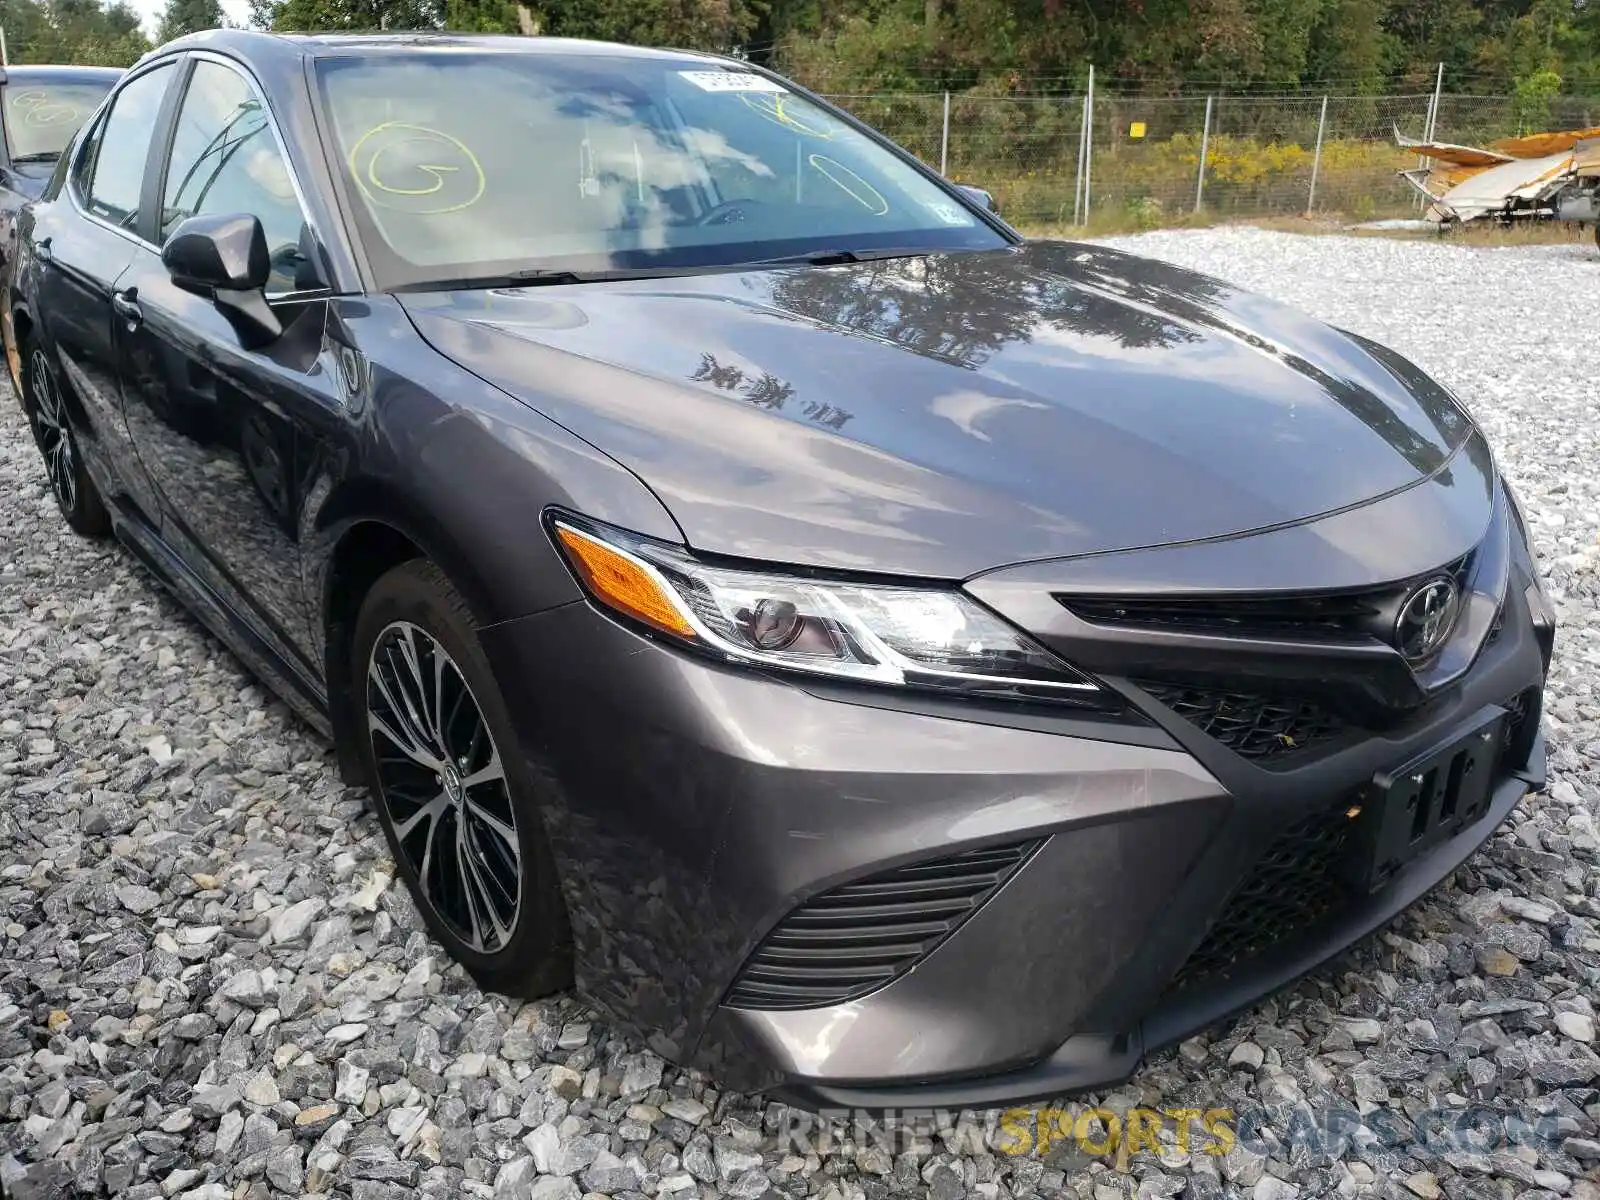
[1395, 576, 1461, 662]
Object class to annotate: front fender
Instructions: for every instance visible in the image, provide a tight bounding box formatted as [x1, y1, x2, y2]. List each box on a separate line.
[304, 293, 684, 653]
[305, 296, 687, 783]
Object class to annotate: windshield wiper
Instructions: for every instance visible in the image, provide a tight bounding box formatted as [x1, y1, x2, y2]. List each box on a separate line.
[752, 247, 932, 267]
[400, 249, 935, 294]
[9, 152, 60, 165]
[400, 264, 725, 292]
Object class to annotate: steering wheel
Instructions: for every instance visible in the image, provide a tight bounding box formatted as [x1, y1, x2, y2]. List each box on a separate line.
[697, 198, 764, 227]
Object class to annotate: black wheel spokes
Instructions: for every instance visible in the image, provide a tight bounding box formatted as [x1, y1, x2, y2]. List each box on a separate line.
[366, 621, 521, 953]
[31, 350, 75, 511]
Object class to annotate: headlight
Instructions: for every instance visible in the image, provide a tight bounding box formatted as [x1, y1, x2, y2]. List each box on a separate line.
[550, 516, 1109, 707]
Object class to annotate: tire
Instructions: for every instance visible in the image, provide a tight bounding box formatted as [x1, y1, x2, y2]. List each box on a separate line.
[352, 559, 573, 996]
[23, 339, 110, 537]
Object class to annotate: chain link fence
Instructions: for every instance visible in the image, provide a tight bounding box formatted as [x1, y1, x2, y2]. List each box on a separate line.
[819, 85, 1600, 230]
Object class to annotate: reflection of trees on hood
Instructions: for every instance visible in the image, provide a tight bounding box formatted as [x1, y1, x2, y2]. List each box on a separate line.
[767, 249, 1203, 371]
[689, 353, 853, 431]
[1035, 243, 1457, 476]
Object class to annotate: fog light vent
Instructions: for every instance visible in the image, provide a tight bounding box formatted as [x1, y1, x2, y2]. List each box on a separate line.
[724, 840, 1042, 1011]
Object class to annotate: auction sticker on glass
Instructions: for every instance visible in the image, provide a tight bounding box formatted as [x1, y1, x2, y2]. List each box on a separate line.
[678, 71, 787, 93]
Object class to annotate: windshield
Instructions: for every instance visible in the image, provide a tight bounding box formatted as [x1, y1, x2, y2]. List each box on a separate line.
[4, 81, 113, 161]
[314, 52, 1007, 288]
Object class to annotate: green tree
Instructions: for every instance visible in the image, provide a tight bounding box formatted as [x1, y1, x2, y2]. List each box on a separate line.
[158, 0, 224, 40]
[443, 0, 531, 32]
[256, 0, 441, 29]
[526, 0, 759, 49]
[1307, 0, 1391, 89]
[14, 0, 150, 64]
[1510, 65, 1562, 130]
[1251, 0, 1328, 85]
[1382, 0, 1482, 84]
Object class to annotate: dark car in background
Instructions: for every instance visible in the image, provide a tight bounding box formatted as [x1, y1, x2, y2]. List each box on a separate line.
[4, 30, 1554, 1108]
[0, 65, 120, 389]
[0, 65, 120, 255]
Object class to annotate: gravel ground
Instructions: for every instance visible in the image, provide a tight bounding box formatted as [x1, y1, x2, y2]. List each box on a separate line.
[3, 227, 1600, 1200]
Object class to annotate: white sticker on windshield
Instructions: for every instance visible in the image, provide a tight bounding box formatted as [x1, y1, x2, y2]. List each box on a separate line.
[679, 70, 787, 93]
[924, 200, 967, 225]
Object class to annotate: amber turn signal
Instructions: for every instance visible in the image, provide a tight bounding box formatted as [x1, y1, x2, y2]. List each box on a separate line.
[553, 523, 697, 639]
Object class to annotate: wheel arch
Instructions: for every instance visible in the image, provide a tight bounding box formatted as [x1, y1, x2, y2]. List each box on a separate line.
[316, 479, 505, 783]
[8, 301, 35, 408]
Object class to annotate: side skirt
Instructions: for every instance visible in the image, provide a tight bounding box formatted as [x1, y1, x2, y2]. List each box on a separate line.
[109, 499, 335, 741]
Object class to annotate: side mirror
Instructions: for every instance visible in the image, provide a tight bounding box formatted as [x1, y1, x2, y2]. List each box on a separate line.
[954, 184, 999, 214]
[162, 212, 281, 346]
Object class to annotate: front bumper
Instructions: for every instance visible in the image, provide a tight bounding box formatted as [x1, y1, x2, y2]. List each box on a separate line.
[774, 751, 1540, 1110]
[477, 535, 1549, 1108]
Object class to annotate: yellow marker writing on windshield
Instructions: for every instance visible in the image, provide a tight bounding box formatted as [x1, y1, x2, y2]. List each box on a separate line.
[808, 155, 889, 215]
[10, 90, 84, 128]
[348, 121, 486, 214]
[740, 92, 834, 139]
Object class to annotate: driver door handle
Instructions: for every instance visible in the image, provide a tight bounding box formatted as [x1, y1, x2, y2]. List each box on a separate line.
[111, 287, 142, 326]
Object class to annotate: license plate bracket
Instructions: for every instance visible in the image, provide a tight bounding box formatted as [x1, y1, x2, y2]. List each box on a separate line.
[1346, 707, 1504, 894]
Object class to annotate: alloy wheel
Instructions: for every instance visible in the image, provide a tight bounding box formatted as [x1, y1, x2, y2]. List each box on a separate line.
[30, 348, 76, 513]
[365, 620, 522, 953]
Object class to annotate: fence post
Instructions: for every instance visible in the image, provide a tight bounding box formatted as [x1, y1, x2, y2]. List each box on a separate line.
[1417, 63, 1443, 211]
[1306, 95, 1328, 214]
[1073, 80, 1089, 225]
[1426, 62, 1444, 141]
[1083, 65, 1094, 225]
[1195, 94, 1213, 213]
[939, 91, 950, 176]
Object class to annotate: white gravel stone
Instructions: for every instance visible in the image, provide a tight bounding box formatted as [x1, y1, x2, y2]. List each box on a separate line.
[268, 896, 321, 943]
[334, 1057, 370, 1104]
[1228, 1040, 1265, 1069]
[1256, 1176, 1301, 1200]
[1557, 1011, 1596, 1043]
[242, 1070, 279, 1107]
[1344, 1017, 1384, 1043]
[661, 1095, 711, 1124]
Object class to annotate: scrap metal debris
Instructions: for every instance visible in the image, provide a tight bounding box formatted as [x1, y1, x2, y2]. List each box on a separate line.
[1395, 125, 1600, 230]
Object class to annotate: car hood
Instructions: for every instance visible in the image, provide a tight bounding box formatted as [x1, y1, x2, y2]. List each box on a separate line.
[401, 241, 1481, 579]
[8, 163, 53, 199]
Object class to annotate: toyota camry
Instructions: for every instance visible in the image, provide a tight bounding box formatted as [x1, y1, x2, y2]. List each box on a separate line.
[5, 30, 1554, 1107]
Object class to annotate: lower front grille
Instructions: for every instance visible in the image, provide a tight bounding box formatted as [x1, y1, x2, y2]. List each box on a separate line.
[1167, 688, 1538, 995]
[724, 841, 1041, 1011]
[1137, 680, 1353, 763]
[1167, 804, 1355, 993]
[1501, 687, 1540, 771]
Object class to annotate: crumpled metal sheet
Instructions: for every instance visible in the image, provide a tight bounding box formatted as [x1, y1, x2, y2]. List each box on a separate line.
[1491, 127, 1600, 157]
[1429, 151, 1575, 221]
[1392, 124, 1599, 222]
[1572, 138, 1600, 175]
[1393, 128, 1514, 168]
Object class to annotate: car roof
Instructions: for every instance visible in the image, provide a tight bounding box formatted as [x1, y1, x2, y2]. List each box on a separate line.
[153, 28, 737, 70]
[0, 65, 123, 85]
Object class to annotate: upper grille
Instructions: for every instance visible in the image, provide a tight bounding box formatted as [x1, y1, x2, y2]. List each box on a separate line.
[1137, 680, 1353, 763]
[724, 841, 1041, 1011]
[1065, 592, 1383, 639]
[1060, 556, 1472, 648]
[1168, 803, 1355, 993]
